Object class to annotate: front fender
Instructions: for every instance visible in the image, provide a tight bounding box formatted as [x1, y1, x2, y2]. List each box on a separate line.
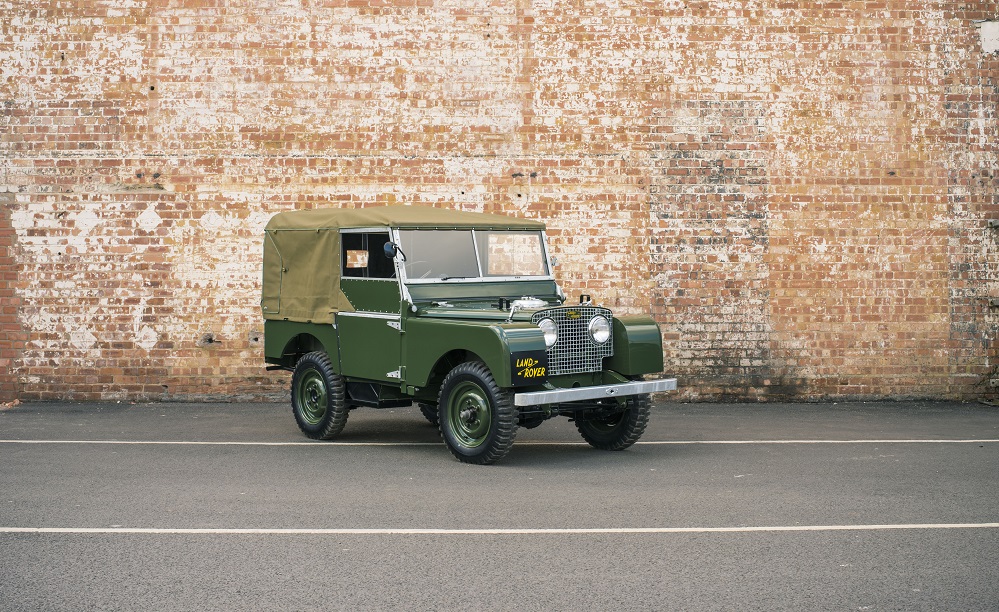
[603, 315, 665, 376]
[405, 318, 547, 388]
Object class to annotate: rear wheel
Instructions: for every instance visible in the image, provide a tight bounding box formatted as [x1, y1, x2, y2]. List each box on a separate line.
[438, 361, 517, 464]
[575, 394, 650, 451]
[291, 352, 348, 440]
[418, 402, 439, 427]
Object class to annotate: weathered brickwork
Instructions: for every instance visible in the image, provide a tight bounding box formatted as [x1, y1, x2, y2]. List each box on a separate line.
[1, 1, 996, 402]
[0, 191, 25, 402]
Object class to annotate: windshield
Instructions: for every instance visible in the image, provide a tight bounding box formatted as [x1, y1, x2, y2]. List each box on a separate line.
[398, 229, 550, 282]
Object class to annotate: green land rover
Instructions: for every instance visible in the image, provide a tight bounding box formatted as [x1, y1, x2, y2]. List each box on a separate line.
[261, 206, 676, 464]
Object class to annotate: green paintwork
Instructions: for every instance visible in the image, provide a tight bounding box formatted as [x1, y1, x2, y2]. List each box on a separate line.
[264, 320, 340, 370]
[404, 318, 546, 389]
[340, 278, 401, 314]
[604, 316, 665, 375]
[266, 303, 665, 389]
[408, 280, 559, 304]
[417, 306, 544, 321]
[336, 313, 402, 381]
[445, 380, 492, 448]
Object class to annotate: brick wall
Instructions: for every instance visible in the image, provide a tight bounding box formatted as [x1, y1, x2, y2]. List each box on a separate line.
[1, 1, 996, 402]
[0, 191, 25, 402]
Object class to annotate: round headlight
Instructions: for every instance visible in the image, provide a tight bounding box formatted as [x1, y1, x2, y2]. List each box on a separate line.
[538, 318, 558, 348]
[588, 315, 611, 344]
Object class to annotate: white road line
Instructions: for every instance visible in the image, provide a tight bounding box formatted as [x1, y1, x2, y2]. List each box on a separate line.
[0, 440, 438, 446]
[0, 439, 996, 447]
[639, 439, 999, 445]
[1, 524, 998, 536]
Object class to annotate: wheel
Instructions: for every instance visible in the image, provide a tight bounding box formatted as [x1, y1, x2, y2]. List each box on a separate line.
[518, 415, 546, 429]
[437, 361, 518, 464]
[418, 402, 439, 426]
[291, 352, 348, 440]
[575, 394, 651, 451]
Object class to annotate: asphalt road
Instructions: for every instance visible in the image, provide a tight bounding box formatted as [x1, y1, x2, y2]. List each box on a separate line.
[1, 400, 997, 611]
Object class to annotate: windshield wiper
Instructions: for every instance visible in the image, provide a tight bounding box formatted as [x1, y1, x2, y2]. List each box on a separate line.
[439, 275, 472, 281]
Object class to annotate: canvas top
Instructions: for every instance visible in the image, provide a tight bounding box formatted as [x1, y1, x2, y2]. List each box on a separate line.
[264, 205, 546, 232]
[261, 205, 547, 323]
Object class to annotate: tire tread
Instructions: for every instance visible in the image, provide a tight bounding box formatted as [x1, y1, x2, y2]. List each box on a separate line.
[291, 351, 348, 440]
[438, 361, 517, 465]
[576, 393, 650, 451]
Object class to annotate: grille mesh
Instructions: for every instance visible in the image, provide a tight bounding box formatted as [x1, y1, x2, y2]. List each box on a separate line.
[531, 307, 614, 375]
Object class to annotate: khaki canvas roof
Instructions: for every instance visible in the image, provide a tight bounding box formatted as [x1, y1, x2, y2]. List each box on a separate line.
[264, 205, 546, 231]
[262, 206, 546, 324]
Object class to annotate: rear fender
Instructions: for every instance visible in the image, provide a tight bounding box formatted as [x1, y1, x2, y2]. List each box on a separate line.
[264, 320, 340, 371]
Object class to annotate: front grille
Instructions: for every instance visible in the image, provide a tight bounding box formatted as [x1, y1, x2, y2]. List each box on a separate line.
[531, 307, 613, 375]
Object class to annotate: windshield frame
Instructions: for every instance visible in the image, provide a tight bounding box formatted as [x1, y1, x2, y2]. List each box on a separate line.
[391, 227, 555, 285]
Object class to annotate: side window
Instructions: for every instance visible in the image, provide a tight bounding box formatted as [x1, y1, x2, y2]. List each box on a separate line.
[341, 232, 395, 279]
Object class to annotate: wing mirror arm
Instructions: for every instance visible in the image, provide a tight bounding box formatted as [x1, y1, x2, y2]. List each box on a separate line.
[384, 242, 407, 262]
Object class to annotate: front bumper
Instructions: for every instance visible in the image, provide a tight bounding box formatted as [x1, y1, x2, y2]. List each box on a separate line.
[513, 378, 677, 407]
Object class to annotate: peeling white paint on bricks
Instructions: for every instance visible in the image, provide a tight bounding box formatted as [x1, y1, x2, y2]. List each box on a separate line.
[135, 326, 159, 352]
[135, 205, 161, 232]
[978, 21, 999, 53]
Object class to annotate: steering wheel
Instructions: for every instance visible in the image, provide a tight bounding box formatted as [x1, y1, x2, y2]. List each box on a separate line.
[405, 261, 432, 279]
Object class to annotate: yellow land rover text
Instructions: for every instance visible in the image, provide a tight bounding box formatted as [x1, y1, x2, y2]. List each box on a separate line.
[516, 357, 547, 379]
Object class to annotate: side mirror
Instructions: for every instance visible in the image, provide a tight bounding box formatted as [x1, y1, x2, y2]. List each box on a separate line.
[383, 242, 406, 261]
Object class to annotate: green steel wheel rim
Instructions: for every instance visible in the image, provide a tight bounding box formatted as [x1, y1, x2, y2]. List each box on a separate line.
[447, 381, 492, 448]
[297, 368, 328, 425]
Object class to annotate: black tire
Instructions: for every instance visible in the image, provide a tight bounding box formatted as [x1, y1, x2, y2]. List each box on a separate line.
[418, 402, 439, 426]
[291, 352, 348, 440]
[519, 415, 545, 430]
[437, 361, 518, 465]
[575, 394, 650, 450]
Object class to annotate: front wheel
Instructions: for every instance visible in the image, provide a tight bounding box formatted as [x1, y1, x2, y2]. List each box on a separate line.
[291, 352, 348, 440]
[575, 394, 650, 451]
[438, 361, 518, 465]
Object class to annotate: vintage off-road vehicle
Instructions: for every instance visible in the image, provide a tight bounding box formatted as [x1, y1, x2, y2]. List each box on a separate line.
[261, 206, 676, 464]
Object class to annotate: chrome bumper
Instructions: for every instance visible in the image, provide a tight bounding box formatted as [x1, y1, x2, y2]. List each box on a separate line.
[513, 378, 677, 407]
